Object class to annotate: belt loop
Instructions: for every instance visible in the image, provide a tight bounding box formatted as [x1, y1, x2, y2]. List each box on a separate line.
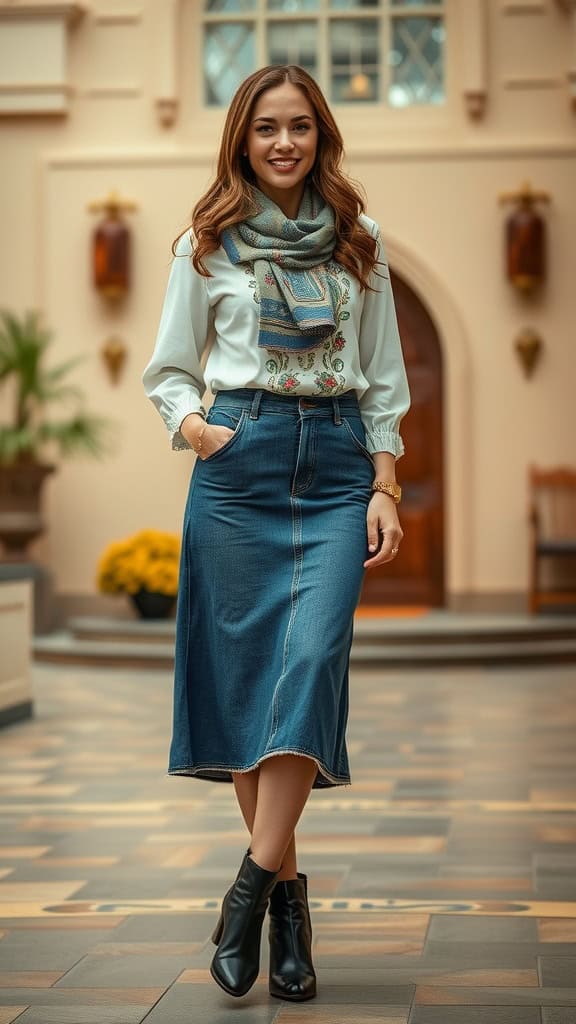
[250, 389, 263, 420]
[332, 395, 342, 425]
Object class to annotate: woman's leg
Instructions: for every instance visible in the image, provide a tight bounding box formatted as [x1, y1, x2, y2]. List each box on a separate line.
[232, 766, 300, 881]
[232, 767, 259, 833]
[249, 754, 317, 873]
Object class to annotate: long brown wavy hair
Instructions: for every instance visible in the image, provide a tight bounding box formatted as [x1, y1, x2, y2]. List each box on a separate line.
[174, 65, 383, 292]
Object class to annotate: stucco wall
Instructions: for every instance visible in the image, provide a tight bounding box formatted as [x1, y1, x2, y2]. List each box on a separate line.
[0, 0, 574, 600]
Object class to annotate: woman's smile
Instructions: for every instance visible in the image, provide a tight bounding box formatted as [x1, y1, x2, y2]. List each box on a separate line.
[244, 81, 318, 218]
[268, 158, 300, 172]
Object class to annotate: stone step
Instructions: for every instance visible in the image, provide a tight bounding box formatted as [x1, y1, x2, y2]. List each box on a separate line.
[64, 613, 576, 647]
[32, 630, 576, 668]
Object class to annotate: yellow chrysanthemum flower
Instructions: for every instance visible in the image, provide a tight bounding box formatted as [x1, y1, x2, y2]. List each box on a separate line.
[96, 529, 181, 596]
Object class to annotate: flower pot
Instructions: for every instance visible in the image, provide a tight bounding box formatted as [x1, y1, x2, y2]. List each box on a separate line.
[130, 588, 176, 619]
[0, 461, 56, 560]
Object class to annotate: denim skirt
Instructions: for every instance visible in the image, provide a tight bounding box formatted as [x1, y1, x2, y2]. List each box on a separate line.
[168, 386, 375, 789]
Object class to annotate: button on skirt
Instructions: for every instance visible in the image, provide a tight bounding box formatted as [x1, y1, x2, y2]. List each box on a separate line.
[168, 386, 375, 789]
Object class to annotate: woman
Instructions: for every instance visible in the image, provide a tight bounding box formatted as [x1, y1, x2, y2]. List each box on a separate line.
[142, 64, 410, 1001]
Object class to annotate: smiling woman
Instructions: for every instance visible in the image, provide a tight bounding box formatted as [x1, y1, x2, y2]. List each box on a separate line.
[142, 63, 410, 1002]
[243, 87, 318, 219]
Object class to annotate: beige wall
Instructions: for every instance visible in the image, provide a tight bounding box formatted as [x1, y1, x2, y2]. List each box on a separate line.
[0, 0, 575, 601]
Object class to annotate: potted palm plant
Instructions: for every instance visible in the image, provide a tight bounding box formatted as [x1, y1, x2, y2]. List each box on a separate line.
[0, 309, 115, 559]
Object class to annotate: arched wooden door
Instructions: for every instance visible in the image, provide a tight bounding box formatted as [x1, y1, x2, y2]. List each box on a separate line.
[360, 268, 445, 607]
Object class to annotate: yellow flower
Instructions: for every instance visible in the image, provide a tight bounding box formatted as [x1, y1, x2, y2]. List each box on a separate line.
[96, 529, 181, 596]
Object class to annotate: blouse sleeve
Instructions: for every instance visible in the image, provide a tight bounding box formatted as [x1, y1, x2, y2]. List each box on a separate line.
[358, 224, 411, 459]
[141, 230, 213, 451]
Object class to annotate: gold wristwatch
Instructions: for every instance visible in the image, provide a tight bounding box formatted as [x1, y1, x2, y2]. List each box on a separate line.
[371, 480, 402, 503]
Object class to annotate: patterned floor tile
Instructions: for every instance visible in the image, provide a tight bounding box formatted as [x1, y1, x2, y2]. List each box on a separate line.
[275, 1010, 408, 1023]
[0, 974, 64, 989]
[13, 1008, 147, 1023]
[427, 915, 538, 942]
[541, 1010, 576, 1023]
[409, 1010, 541, 1023]
[53, 954, 192, 988]
[0, 660, 574, 1022]
[540, 958, 576, 987]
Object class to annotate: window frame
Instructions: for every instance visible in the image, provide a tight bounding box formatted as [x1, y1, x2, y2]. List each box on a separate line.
[200, 0, 452, 119]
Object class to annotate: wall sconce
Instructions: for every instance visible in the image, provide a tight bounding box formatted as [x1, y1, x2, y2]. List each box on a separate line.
[515, 327, 543, 378]
[87, 190, 137, 302]
[101, 335, 128, 385]
[498, 181, 550, 294]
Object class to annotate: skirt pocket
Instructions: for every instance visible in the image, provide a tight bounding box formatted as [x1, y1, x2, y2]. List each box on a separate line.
[341, 415, 375, 466]
[201, 406, 248, 462]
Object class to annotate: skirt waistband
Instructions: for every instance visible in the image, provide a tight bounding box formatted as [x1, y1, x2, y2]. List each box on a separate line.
[212, 387, 361, 421]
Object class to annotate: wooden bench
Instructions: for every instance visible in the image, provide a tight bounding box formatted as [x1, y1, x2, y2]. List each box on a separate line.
[529, 466, 576, 613]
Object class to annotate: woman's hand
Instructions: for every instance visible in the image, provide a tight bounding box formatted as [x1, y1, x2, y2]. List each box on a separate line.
[180, 413, 234, 460]
[363, 492, 403, 569]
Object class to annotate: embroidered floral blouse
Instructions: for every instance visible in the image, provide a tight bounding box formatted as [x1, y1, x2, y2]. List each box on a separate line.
[142, 213, 410, 458]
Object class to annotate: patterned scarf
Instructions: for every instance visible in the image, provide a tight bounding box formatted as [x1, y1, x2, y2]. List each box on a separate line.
[221, 183, 338, 353]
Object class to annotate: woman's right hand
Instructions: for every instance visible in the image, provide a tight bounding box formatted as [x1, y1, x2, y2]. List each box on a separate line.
[180, 413, 234, 460]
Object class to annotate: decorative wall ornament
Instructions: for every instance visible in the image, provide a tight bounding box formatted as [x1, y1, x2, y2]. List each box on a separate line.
[101, 335, 128, 385]
[87, 190, 137, 302]
[498, 180, 550, 293]
[463, 90, 487, 120]
[514, 327, 543, 377]
[459, 0, 488, 120]
[156, 96, 178, 128]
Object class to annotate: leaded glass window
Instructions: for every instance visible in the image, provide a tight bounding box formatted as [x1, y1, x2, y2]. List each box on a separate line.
[202, 0, 446, 108]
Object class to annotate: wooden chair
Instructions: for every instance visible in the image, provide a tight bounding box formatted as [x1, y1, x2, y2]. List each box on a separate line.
[529, 465, 576, 613]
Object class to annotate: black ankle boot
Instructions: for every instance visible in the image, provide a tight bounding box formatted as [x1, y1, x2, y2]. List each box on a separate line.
[210, 849, 280, 997]
[211, 846, 251, 947]
[268, 871, 317, 1000]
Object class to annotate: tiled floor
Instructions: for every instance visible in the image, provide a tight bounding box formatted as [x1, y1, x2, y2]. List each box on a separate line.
[0, 660, 575, 1022]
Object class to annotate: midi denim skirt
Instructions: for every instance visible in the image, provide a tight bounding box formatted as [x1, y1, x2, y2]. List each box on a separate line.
[168, 386, 375, 789]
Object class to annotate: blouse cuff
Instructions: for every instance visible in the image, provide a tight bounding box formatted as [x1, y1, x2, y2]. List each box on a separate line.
[170, 428, 193, 452]
[365, 427, 405, 459]
[167, 396, 206, 452]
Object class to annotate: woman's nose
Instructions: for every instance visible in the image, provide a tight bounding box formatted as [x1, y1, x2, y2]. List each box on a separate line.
[275, 131, 294, 150]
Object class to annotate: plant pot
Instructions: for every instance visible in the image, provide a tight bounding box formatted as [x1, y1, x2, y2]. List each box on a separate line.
[129, 588, 176, 619]
[0, 461, 56, 560]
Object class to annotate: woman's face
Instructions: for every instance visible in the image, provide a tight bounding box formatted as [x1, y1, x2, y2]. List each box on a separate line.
[243, 81, 318, 217]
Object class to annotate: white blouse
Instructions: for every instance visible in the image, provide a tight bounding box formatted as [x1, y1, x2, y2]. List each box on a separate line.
[142, 213, 410, 458]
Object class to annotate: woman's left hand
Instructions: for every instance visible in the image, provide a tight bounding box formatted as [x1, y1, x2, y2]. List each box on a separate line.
[363, 492, 403, 569]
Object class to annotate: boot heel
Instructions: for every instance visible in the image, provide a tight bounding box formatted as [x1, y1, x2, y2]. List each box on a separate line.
[211, 911, 224, 945]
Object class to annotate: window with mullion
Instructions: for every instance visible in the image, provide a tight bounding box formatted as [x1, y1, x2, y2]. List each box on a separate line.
[202, 0, 445, 108]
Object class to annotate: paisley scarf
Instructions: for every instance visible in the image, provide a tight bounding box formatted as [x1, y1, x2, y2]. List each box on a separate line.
[221, 184, 338, 353]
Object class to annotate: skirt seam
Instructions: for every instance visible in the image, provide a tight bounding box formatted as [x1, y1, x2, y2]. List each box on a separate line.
[266, 489, 303, 747]
[167, 746, 351, 786]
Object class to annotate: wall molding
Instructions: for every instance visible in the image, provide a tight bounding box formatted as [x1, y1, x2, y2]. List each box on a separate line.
[501, 1, 547, 13]
[92, 10, 142, 25]
[0, 2, 85, 115]
[40, 139, 576, 172]
[0, 2, 84, 24]
[77, 86, 142, 98]
[503, 76, 564, 88]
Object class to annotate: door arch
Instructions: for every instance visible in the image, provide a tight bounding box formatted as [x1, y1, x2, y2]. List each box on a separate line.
[360, 267, 445, 606]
